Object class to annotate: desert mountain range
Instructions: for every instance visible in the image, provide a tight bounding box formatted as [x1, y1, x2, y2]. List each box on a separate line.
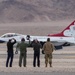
[0, 0, 75, 23]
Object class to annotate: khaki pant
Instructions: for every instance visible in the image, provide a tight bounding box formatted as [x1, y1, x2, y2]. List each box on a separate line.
[45, 53, 52, 65]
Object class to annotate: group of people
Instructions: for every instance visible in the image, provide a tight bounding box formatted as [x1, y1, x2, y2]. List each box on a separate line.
[6, 38, 54, 67]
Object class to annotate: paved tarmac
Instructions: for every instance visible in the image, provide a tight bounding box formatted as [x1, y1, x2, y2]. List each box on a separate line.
[0, 44, 75, 75]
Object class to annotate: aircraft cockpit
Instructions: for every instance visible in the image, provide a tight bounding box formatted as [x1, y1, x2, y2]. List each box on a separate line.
[1, 33, 21, 38]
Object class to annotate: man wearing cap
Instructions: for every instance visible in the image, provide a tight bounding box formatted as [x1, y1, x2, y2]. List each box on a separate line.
[43, 38, 54, 67]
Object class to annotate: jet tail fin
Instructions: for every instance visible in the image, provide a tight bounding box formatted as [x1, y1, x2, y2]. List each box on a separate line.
[48, 20, 75, 37]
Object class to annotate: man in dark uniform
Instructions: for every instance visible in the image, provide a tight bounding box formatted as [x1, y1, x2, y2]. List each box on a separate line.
[32, 39, 42, 67]
[6, 38, 16, 67]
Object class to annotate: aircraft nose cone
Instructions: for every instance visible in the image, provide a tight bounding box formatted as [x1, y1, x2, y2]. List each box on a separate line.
[0, 40, 5, 43]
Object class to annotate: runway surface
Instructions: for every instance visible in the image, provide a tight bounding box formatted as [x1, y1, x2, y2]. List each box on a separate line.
[0, 44, 75, 75]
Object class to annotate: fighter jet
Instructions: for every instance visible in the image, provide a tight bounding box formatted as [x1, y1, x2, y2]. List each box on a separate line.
[0, 20, 75, 50]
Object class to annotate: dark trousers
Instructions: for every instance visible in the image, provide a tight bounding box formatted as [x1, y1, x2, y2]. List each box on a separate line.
[33, 53, 40, 67]
[6, 52, 13, 67]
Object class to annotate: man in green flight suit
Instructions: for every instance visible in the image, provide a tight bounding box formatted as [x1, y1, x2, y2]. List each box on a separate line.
[16, 38, 29, 67]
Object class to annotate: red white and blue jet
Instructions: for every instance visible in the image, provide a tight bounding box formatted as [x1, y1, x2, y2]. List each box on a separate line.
[0, 20, 75, 50]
